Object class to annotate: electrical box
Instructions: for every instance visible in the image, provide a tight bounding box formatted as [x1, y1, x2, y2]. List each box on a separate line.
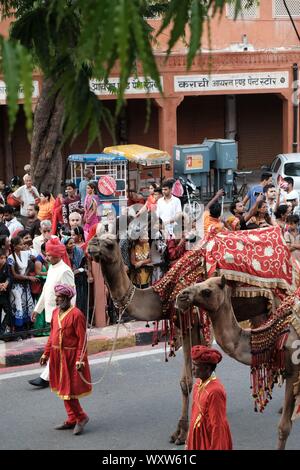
[173, 144, 210, 175]
[173, 138, 238, 202]
[206, 139, 237, 170]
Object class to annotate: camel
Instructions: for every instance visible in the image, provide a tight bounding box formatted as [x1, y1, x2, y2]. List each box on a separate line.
[176, 276, 300, 450]
[88, 232, 271, 445]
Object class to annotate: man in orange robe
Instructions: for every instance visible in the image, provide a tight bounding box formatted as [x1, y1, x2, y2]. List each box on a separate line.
[185, 345, 233, 450]
[40, 284, 92, 435]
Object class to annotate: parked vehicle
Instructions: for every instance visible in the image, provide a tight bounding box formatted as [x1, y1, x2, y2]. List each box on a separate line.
[270, 153, 300, 194]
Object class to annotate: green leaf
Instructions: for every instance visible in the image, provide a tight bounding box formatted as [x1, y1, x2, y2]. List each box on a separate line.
[1, 38, 19, 133]
[187, 0, 204, 68]
[18, 44, 33, 138]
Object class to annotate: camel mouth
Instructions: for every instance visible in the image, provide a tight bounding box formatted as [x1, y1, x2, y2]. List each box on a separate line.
[176, 291, 193, 311]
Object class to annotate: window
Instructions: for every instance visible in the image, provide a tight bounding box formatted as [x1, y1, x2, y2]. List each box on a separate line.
[284, 163, 300, 176]
[227, 0, 259, 19]
[274, 0, 300, 18]
[271, 157, 281, 173]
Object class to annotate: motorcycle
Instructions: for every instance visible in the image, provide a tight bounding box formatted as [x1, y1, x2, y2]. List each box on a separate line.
[174, 176, 202, 221]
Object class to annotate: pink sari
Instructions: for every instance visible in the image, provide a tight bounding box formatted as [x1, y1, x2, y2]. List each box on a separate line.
[84, 194, 99, 234]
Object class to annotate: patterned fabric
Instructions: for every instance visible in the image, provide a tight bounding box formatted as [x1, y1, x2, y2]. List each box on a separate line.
[205, 226, 297, 291]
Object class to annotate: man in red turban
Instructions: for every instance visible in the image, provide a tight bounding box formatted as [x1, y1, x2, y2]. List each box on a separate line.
[185, 345, 233, 451]
[45, 238, 71, 267]
[40, 283, 92, 435]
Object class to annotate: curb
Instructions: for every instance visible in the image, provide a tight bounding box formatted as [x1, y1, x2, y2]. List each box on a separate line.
[0, 322, 163, 368]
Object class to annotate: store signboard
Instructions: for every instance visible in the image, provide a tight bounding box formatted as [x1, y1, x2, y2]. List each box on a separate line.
[174, 71, 289, 93]
[0, 80, 40, 102]
[90, 76, 163, 95]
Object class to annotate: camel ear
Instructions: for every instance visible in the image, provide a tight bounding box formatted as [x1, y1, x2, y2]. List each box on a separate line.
[220, 275, 226, 289]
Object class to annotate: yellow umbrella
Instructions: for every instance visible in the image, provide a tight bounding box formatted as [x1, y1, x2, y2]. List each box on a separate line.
[104, 144, 170, 165]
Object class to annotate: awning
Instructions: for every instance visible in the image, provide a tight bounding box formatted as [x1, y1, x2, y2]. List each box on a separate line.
[103, 145, 170, 166]
[68, 154, 127, 164]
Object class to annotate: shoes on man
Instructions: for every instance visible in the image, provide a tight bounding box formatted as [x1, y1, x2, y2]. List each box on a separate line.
[28, 377, 49, 388]
[73, 417, 89, 435]
[55, 422, 76, 430]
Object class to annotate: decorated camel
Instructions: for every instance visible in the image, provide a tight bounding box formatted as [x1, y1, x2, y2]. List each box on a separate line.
[176, 275, 300, 450]
[88, 225, 298, 446]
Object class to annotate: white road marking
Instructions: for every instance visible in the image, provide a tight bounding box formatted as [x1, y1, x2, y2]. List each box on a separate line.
[0, 347, 167, 381]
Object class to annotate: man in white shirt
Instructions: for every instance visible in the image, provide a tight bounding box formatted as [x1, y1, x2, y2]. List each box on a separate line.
[283, 177, 299, 207]
[28, 238, 75, 388]
[3, 205, 24, 237]
[12, 174, 39, 218]
[156, 180, 182, 238]
[33, 220, 58, 254]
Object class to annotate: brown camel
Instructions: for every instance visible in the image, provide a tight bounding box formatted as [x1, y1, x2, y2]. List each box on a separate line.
[176, 276, 300, 450]
[88, 232, 273, 445]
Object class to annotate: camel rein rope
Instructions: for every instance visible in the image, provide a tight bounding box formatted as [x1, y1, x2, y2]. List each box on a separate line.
[175, 297, 193, 413]
[78, 265, 136, 386]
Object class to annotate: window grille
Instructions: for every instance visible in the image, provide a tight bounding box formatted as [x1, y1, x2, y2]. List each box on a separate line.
[227, 1, 259, 19]
[274, 0, 300, 17]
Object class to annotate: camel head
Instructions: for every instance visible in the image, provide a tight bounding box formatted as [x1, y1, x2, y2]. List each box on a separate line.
[176, 276, 229, 313]
[88, 232, 120, 264]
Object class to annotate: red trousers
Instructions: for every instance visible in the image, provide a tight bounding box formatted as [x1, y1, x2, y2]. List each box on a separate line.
[64, 399, 88, 424]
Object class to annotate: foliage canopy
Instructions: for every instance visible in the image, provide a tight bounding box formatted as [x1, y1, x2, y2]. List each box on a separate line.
[0, 0, 257, 142]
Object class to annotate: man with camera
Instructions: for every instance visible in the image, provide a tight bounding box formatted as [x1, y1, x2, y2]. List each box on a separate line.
[242, 172, 272, 209]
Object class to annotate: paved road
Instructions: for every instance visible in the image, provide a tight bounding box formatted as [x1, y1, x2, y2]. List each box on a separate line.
[0, 344, 299, 450]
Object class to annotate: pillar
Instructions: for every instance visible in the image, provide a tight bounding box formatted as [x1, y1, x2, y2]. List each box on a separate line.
[1, 105, 14, 181]
[154, 96, 184, 177]
[225, 95, 237, 140]
[282, 92, 294, 153]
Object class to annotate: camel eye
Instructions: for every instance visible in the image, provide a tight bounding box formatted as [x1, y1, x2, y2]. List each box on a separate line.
[202, 289, 211, 298]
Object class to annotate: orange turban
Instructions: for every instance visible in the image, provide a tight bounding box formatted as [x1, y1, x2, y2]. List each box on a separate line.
[191, 345, 222, 365]
[46, 238, 67, 257]
[45, 238, 71, 267]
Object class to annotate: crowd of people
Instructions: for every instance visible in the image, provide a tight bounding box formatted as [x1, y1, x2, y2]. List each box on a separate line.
[2, 165, 300, 447]
[1, 167, 300, 337]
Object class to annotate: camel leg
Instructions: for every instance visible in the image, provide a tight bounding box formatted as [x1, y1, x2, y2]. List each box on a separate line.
[169, 368, 192, 445]
[170, 322, 199, 445]
[277, 374, 296, 450]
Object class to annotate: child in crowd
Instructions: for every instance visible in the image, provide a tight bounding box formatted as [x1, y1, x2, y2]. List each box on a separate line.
[284, 214, 300, 263]
[150, 218, 168, 283]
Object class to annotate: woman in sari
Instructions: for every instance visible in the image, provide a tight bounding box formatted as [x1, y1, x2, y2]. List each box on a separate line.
[83, 182, 99, 235]
[71, 226, 85, 250]
[38, 191, 55, 222]
[7, 236, 36, 329]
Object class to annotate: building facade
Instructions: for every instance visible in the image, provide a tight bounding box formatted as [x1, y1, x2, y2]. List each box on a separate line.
[1, 0, 300, 180]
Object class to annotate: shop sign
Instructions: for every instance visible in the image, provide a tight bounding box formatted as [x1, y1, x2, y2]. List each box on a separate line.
[0, 80, 40, 102]
[174, 71, 289, 93]
[90, 76, 163, 95]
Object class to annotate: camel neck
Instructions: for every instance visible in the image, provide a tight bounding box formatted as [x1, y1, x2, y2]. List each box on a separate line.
[210, 288, 251, 365]
[101, 259, 130, 299]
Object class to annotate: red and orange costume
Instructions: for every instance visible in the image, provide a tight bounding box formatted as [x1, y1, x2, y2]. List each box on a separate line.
[186, 346, 232, 451]
[43, 302, 92, 425]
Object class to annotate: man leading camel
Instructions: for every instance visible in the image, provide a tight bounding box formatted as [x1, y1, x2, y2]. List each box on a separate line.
[28, 238, 75, 388]
[185, 345, 232, 451]
[40, 284, 91, 435]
